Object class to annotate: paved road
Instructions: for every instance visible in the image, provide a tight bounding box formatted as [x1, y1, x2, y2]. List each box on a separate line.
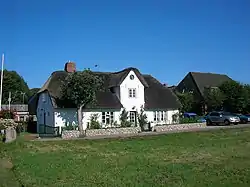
[34, 123, 250, 141]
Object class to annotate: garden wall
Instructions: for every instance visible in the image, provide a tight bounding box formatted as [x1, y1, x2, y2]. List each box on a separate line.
[85, 127, 141, 137]
[153, 123, 206, 132]
[61, 130, 80, 139]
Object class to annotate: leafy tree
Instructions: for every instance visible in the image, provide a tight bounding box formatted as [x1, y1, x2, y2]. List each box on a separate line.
[203, 87, 225, 111]
[29, 88, 40, 97]
[2, 70, 30, 104]
[60, 70, 103, 133]
[243, 84, 250, 113]
[175, 92, 194, 113]
[219, 80, 247, 113]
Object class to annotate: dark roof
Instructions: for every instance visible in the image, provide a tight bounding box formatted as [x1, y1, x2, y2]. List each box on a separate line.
[29, 67, 180, 113]
[190, 72, 233, 95]
[143, 75, 180, 110]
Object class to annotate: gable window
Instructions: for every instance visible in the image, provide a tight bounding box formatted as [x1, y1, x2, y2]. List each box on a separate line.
[153, 111, 167, 122]
[128, 88, 136, 98]
[102, 112, 114, 124]
[41, 93, 46, 102]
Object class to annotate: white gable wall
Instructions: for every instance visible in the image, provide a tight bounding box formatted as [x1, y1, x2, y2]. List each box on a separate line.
[120, 70, 145, 111]
[36, 91, 54, 132]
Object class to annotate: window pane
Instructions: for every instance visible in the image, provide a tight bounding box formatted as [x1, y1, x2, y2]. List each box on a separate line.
[161, 111, 164, 121]
[102, 112, 105, 123]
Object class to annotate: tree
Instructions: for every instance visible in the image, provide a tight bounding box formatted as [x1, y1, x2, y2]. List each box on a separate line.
[60, 70, 103, 133]
[2, 70, 30, 104]
[219, 80, 247, 113]
[203, 87, 225, 111]
[175, 92, 194, 113]
[29, 88, 40, 97]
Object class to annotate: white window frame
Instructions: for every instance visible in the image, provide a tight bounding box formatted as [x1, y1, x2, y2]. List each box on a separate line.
[153, 111, 167, 122]
[128, 88, 136, 98]
[102, 112, 114, 124]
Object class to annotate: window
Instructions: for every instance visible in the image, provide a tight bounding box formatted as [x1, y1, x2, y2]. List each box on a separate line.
[153, 111, 167, 122]
[130, 74, 134, 80]
[129, 112, 136, 123]
[102, 112, 114, 124]
[128, 88, 136, 98]
[41, 93, 46, 102]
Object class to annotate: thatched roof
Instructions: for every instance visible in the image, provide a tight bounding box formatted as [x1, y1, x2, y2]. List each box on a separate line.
[28, 67, 180, 114]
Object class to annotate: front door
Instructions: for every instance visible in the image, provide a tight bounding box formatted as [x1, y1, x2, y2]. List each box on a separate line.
[129, 111, 137, 126]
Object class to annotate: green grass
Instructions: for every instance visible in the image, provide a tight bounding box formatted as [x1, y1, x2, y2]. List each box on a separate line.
[1, 128, 250, 187]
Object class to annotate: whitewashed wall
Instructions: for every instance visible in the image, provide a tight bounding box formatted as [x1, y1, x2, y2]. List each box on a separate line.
[120, 70, 145, 111]
[82, 110, 120, 129]
[36, 91, 54, 132]
[54, 108, 78, 133]
[54, 109, 121, 132]
[145, 109, 179, 125]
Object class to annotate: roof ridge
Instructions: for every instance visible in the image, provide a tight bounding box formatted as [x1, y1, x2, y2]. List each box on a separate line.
[190, 71, 228, 76]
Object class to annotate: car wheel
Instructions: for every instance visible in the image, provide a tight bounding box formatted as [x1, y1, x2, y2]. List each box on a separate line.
[242, 120, 247, 124]
[224, 120, 230, 126]
[234, 123, 238, 125]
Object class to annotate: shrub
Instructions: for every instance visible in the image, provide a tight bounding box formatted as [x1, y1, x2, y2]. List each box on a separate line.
[120, 109, 132, 127]
[179, 117, 198, 124]
[0, 110, 16, 119]
[15, 121, 28, 134]
[137, 106, 148, 131]
[89, 114, 101, 129]
[62, 124, 77, 131]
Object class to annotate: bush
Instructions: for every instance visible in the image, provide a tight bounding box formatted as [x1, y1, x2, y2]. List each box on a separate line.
[120, 109, 132, 127]
[0, 110, 16, 119]
[179, 117, 198, 124]
[15, 121, 28, 134]
[137, 106, 148, 131]
[89, 114, 101, 129]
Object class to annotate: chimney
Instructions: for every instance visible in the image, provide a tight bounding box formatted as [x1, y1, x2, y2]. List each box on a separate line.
[64, 62, 76, 73]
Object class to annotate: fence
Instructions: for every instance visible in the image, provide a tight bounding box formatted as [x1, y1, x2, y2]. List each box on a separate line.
[39, 124, 60, 137]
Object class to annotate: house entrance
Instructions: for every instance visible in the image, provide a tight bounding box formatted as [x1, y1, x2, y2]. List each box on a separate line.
[129, 111, 137, 126]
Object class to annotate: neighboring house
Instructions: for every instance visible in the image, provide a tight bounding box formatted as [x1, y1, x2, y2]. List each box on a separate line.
[175, 72, 232, 113]
[1, 104, 31, 121]
[28, 62, 180, 133]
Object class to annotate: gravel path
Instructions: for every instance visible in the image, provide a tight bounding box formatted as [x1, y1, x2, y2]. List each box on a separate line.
[34, 123, 250, 141]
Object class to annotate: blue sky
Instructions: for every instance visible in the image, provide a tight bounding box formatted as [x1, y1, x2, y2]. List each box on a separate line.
[0, 0, 250, 88]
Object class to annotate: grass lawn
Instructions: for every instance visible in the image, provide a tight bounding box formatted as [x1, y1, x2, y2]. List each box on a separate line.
[1, 128, 250, 187]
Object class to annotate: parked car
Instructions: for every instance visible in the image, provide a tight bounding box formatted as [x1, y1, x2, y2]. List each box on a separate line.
[183, 112, 206, 123]
[233, 114, 250, 124]
[206, 111, 240, 126]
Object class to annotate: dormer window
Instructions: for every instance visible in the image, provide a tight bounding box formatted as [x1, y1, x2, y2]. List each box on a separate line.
[128, 88, 136, 98]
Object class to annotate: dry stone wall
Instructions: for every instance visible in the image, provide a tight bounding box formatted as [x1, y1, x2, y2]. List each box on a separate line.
[86, 127, 141, 137]
[153, 123, 206, 132]
[61, 130, 80, 139]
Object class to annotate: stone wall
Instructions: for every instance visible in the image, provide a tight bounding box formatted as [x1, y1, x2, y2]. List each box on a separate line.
[86, 127, 141, 137]
[153, 123, 206, 132]
[61, 130, 80, 139]
[0, 119, 18, 143]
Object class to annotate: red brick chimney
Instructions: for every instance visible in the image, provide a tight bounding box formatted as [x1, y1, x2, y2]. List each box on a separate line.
[64, 62, 76, 73]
